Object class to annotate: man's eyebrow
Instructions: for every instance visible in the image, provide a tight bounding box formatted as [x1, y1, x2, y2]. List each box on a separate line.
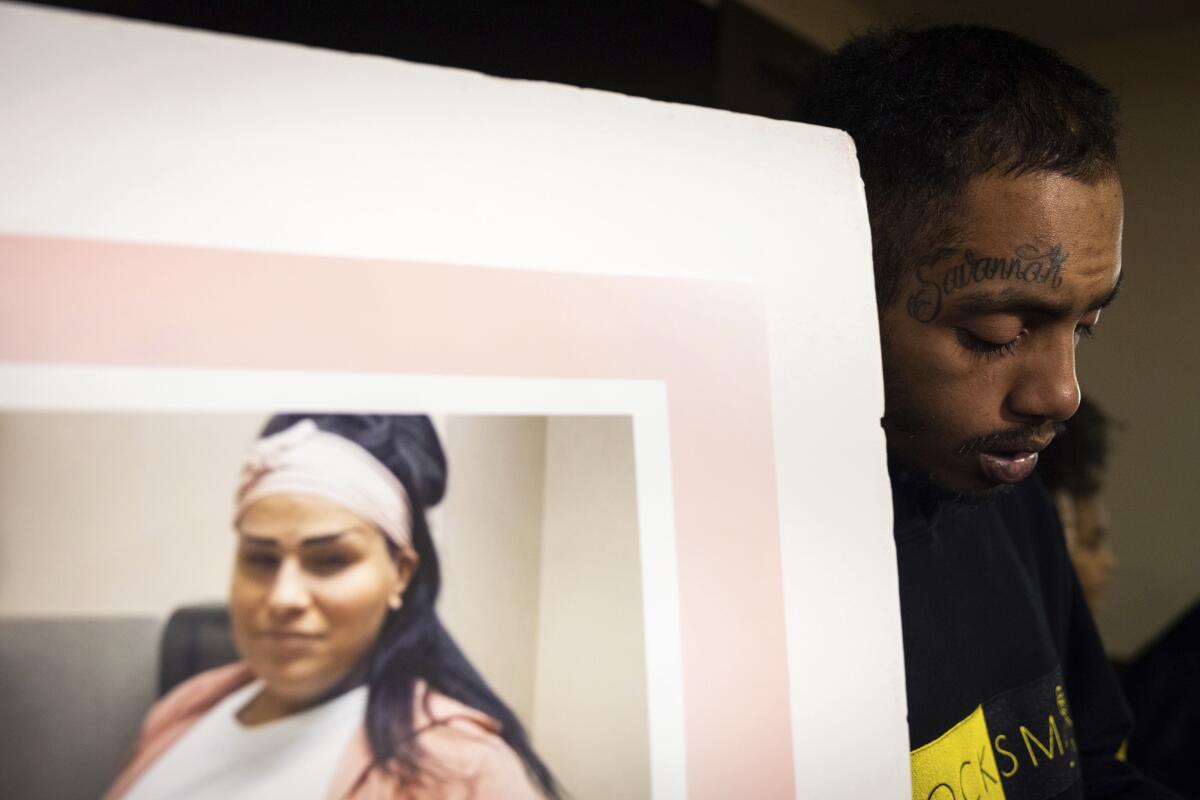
[955, 289, 1075, 319]
[954, 273, 1125, 319]
[1094, 271, 1124, 310]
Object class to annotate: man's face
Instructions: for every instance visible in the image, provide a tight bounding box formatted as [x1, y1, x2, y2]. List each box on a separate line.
[880, 171, 1124, 493]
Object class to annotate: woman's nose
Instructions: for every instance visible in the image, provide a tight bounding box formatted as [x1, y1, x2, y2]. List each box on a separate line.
[266, 558, 311, 616]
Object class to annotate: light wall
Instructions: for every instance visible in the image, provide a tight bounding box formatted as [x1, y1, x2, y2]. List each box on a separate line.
[0, 411, 258, 615]
[533, 417, 651, 799]
[437, 416, 549, 728]
[1063, 26, 1200, 656]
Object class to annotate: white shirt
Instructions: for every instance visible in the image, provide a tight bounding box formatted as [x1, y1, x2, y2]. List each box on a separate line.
[124, 681, 367, 800]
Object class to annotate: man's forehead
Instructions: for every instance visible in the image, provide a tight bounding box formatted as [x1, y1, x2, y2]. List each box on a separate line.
[962, 171, 1123, 221]
[958, 174, 1123, 254]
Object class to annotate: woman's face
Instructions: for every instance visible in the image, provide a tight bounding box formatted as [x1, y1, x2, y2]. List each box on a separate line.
[1054, 490, 1116, 611]
[230, 493, 416, 705]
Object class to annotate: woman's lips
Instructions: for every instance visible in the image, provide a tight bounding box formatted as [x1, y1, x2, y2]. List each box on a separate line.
[258, 631, 324, 653]
[978, 451, 1039, 483]
[260, 630, 323, 640]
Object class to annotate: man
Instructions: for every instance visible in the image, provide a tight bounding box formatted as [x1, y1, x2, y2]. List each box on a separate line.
[797, 26, 1176, 798]
[1039, 396, 1119, 611]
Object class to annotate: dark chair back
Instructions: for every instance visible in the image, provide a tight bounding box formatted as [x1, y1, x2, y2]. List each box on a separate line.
[159, 603, 239, 696]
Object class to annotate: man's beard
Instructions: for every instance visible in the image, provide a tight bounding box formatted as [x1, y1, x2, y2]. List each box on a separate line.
[886, 437, 1018, 504]
[880, 363, 1060, 502]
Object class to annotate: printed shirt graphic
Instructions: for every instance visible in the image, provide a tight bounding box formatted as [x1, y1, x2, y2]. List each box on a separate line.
[910, 669, 1080, 800]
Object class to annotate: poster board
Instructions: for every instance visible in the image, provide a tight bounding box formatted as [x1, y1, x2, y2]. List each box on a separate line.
[0, 3, 907, 797]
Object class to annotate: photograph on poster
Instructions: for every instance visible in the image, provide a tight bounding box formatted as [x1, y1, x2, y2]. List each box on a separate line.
[0, 406, 652, 799]
[0, 227, 793, 799]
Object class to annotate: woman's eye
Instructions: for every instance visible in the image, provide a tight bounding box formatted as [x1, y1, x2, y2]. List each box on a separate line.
[1075, 323, 1097, 342]
[957, 328, 1023, 357]
[241, 552, 278, 569]
[309, 555, 352, 573]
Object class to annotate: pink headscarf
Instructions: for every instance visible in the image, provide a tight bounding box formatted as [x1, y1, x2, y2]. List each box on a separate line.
[234, 419, 412, 547]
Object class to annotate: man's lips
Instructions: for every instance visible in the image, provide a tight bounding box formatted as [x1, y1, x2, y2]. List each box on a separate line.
[978, 451, 1039, 483]
[975, 438, 1052, 484]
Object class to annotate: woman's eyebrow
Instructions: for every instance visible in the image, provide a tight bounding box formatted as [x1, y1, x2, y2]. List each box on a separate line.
[237, 533, 280, 547]
[300, 531, 356, 547]
[236, 530, 356, 547]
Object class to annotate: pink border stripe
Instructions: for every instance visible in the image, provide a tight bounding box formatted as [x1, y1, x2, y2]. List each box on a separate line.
[0, 234, 793, 798]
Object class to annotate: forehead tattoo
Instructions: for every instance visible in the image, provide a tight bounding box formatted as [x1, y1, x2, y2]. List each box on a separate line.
[907, 243, 1067, 323]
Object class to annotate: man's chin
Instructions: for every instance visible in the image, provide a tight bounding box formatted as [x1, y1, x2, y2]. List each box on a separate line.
[890, 450, 1022, 501]
[951, 482, 1018, 505]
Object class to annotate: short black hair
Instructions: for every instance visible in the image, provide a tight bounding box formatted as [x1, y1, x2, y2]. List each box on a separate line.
[1038, 397, 1112, 498]
[795, 26, 1120, 308]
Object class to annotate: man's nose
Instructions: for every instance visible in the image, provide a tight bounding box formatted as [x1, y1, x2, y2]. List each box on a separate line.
[1007, 334, 1081, 424]
[266, 558, 311, 617]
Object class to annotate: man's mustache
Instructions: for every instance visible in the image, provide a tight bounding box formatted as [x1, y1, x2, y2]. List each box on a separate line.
[956, 422, 1066, 456]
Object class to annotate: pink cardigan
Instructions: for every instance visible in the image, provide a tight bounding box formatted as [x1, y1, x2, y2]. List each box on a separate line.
[105, 664, 543, 799]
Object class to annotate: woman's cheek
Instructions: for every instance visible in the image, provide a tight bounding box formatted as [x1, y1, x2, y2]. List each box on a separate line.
[320, 572, 390, 648]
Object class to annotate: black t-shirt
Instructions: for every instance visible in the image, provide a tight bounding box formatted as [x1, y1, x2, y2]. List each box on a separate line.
[892, 466, 1178, 799]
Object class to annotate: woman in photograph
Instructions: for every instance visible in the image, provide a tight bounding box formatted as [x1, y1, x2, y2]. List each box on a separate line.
[106, 414, 560, 799]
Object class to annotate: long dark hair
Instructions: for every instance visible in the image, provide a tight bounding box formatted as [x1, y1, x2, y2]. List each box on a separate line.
[261, 414, 561, 798]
